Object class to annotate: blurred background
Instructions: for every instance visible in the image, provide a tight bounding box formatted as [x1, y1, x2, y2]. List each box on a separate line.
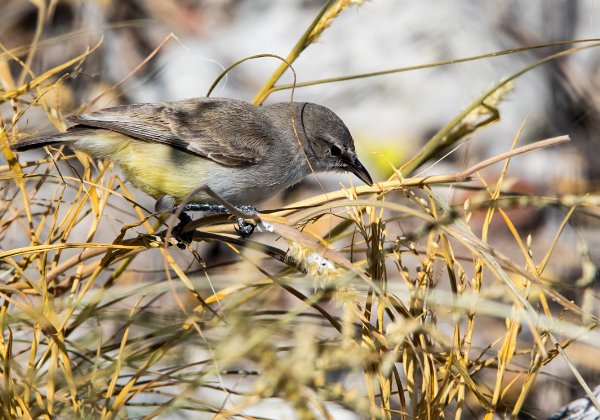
[2, 0, 600, 418]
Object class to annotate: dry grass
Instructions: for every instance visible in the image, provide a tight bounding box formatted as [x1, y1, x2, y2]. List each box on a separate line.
[2, 1, 600, 418]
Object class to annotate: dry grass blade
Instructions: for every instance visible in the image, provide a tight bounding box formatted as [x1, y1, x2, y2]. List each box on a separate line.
[252, 0, 362, 105]
[267, 38, 600, 94]
[1, 40, 102, 104]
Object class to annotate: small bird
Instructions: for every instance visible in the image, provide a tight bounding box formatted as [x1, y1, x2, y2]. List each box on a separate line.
[12, 97, 373, 235]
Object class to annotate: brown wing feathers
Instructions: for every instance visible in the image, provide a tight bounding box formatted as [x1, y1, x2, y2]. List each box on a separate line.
[68, 98, 275, 166]
[12, 98, 276, 167]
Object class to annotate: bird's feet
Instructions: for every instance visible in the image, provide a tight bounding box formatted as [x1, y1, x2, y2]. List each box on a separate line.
[234, 217, 255, 238]
[232, 205, 258, 237]
[181, 203, 258, 238]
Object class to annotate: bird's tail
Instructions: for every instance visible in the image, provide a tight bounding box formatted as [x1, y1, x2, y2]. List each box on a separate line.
[10, 127, 90, 151]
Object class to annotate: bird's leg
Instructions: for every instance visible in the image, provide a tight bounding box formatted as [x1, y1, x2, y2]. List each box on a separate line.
[182, 203, 227, 213]
[236, 205, 259, 217]
[155, 198, 228, 246]
[159, 187, 261, 241]
[184, 186, 261, 238]
[182, 203, 257, 218]
[182, 202, 258, 238]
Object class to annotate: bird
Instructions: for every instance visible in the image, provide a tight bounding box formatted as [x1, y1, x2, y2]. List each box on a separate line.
[12, 97, 373, 237]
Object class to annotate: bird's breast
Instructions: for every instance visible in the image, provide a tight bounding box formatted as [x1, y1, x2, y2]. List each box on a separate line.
[73, 134, 311, 206]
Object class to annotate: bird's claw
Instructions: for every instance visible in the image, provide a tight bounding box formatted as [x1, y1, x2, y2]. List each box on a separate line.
[174, 203, 260, 240]
[233, 206, 258, 238]
[234, 217, 256, 238]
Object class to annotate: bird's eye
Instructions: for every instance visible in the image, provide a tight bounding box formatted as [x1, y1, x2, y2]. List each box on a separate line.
[329, 145, 342, 157]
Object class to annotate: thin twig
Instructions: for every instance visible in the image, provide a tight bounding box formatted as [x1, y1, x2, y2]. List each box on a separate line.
[85, 33, 179, 111]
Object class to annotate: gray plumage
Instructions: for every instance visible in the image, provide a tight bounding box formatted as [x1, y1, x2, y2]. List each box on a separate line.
[12, 97, 373, 208]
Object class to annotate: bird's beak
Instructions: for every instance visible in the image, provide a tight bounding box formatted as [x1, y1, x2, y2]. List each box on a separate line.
[346, 157, 373, 186]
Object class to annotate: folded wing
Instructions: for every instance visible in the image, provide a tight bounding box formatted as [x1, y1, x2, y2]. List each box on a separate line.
[69, 97, 276, 166]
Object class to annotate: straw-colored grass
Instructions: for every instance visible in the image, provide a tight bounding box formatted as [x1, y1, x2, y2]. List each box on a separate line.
[2, 1, 600, 418]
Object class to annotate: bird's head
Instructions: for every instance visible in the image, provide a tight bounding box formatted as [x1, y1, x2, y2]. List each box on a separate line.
[298, 102, 373, 186]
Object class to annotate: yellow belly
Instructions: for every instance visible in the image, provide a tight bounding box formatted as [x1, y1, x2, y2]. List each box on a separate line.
[73, 132, 212, 201]
[121, 142, 211, 200]
[71, 130, 303, 205]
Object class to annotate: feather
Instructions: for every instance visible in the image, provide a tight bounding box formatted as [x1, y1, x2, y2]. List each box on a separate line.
[68, 97, 276, 166]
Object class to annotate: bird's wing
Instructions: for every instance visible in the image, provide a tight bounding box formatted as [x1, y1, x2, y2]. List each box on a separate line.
[68, 98, 276, 166]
